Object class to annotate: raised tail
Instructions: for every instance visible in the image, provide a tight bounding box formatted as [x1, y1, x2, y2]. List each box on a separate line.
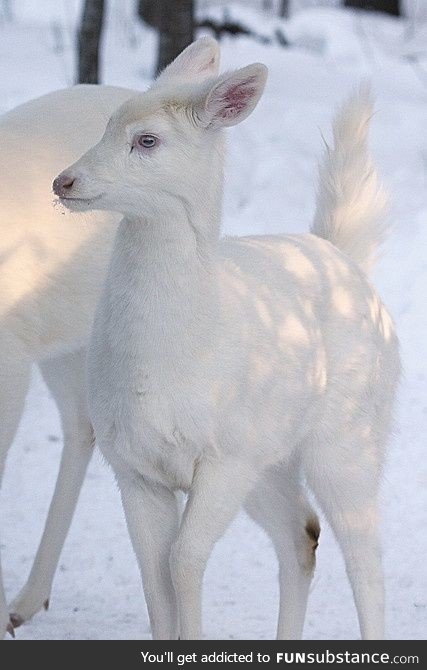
[311, 86, 388, 275]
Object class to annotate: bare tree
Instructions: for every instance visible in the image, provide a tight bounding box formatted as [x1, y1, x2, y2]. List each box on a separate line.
[344, 0, 400, 15]
[279, 0, 289, 18]
[78, 0, 106, 84]
[157, 0, 194, 75]
[138, 0, 161, 29]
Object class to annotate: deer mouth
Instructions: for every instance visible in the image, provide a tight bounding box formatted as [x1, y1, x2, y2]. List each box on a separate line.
[56, 193, 103, 210]
[59, 194, 102, 203]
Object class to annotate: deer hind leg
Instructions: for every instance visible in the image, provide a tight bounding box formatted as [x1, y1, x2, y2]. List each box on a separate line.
[9, 348, 94, 628]
[302, 425, 386, 640]
[244, 459, 319, 640]
[0, 333, 31, 637]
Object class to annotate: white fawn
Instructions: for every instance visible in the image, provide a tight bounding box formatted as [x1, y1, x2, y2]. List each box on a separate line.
[54, 40, 400, 640]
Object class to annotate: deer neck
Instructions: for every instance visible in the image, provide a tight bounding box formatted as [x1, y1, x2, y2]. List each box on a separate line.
[106, 198, 220, 379]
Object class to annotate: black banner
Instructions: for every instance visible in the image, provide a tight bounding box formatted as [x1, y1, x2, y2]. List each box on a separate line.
[0, 640, 425, 669]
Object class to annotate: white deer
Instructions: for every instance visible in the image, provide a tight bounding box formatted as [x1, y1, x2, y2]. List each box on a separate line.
[54, 45, 400, 639]
[0, 35, 222, 641]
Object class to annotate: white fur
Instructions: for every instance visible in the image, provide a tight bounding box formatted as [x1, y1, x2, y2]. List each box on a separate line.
[0, 38, 221, 638]
[56, 51, 400, 639]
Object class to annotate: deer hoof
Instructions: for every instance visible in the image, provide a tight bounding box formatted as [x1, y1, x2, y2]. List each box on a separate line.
[9, 613, 24, 629]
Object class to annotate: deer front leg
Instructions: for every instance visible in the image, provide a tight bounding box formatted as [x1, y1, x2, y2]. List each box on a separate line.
[170, 457, 255, 640]
[119, 473, 180, 640]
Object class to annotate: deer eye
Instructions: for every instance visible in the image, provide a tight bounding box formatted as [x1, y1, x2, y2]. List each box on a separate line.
[135, 134, 158, 149]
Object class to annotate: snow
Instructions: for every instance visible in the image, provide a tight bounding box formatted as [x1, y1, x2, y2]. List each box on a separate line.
[1, 2, 427, 640]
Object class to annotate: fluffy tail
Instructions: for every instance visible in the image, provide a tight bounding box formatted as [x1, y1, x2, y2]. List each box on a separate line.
[311, 86, 388, 275]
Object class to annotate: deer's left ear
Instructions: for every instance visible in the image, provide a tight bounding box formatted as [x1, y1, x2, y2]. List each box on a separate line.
[156, 37, 220, 83]
[197, 63, 268, 129]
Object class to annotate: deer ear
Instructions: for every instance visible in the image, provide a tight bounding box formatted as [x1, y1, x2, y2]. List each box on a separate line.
[156, 37, 220, 83]
[198, 63, 268, 129]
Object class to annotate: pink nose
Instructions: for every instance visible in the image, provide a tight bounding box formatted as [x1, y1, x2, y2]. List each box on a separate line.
[53, 173, 75, 197]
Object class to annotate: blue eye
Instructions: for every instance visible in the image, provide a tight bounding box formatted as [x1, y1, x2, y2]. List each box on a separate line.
[136, 134, 157, 149]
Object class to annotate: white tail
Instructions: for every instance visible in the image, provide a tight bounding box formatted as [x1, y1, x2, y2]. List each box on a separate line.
[312, 86, 388, 275]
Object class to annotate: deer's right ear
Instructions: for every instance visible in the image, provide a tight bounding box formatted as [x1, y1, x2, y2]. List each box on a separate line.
[156, 37, 220, 83]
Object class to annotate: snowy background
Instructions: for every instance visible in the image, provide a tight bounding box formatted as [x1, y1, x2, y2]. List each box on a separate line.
[1, 0, 426, 640]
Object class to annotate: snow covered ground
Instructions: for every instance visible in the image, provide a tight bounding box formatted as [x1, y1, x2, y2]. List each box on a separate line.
[1, 2, 426, 640]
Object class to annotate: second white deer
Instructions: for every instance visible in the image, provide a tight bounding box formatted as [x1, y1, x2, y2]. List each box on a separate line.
[54, 49, 400, 640]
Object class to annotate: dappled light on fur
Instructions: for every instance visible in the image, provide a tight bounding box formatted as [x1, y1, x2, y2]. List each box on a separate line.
[51, 65, 400, 642]
[331, 285, 354, 318]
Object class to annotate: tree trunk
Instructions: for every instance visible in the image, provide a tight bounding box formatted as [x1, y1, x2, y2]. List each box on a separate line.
[156, 0, 194, 75]
[279, 0, 289, 18]
[77, 0, 105, 84]
[344, 0, 400, 15]
[138, 0, 161, 29]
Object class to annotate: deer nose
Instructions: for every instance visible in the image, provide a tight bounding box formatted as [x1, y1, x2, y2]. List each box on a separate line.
[53, 173, 75, 197]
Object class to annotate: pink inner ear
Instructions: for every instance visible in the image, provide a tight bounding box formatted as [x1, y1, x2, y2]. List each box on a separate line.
[220, 80, 256, 119]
